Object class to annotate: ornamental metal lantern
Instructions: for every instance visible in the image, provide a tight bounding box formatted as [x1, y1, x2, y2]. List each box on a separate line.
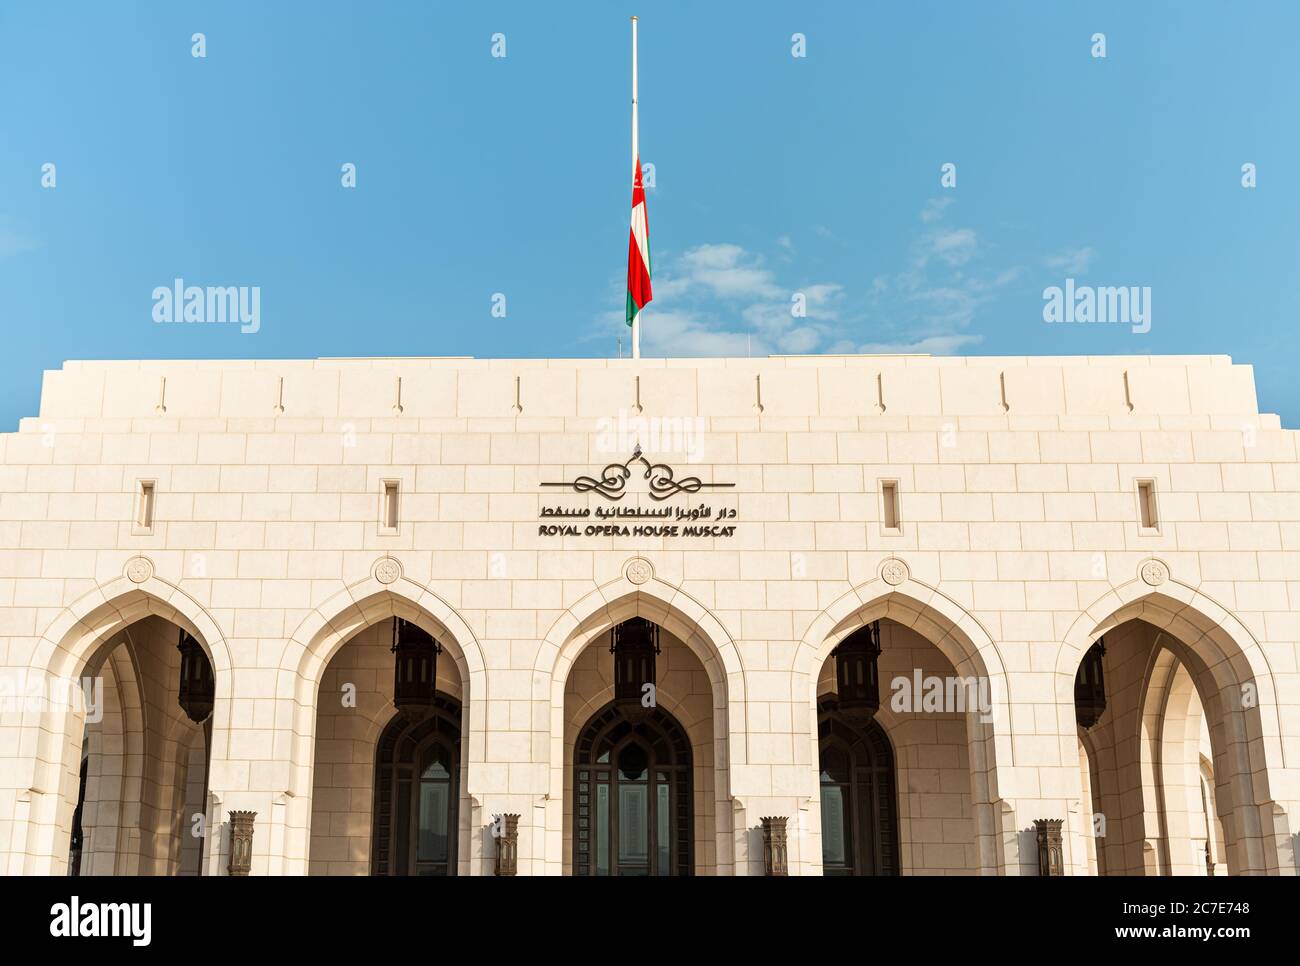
[610, 617, 660, 715]
[391, 617, 442, 716]
[1034, 818, 1065, 876]
[833, 621, 883, 720]
[227, 810, 256, 877]
[1074, 638, 1107, 729]
[177, 629, 215, 723]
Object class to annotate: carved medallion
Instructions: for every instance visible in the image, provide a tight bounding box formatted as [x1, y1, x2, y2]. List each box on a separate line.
[374, 557, 402, 585]
[125, 556, 154, 584]
[1140, 559, 1168, 587]
[880, 558, 909, 586]
[625, 557, 654, 585]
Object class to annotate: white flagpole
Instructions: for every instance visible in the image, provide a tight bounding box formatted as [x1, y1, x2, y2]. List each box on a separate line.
[631, 15, 641, 360]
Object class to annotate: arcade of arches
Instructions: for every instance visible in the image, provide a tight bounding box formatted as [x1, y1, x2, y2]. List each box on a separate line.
[26, 587, 1290, 877]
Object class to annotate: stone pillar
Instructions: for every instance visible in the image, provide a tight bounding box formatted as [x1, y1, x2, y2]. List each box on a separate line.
[1034, 819, 1064, 876]
[761, 816, 788, 876]
[228, 810, 256, 876]
[494, 813, 520, 876]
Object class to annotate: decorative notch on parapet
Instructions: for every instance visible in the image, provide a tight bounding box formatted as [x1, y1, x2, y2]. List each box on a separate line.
[155, 376, 168, 415]
[392, 376, 404, 415]
[274, 376, 285, 414]
[753, 374, 764, 415]
[999, 371, 1010, 413]
[875, 372, 887, 414]
[631, 375, 643, 415]
[541, 445, 735, 502]
[1122, 370, 1135, 413]
[511, 375, 523, 415]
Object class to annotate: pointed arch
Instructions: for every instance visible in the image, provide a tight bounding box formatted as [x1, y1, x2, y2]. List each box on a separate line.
[794, 574, 1011, 875]
[12, 576, 230, 874]
[534, 573, 743, 875]
[281, 574, 486, 875]
[1057, 579, 1289, 875]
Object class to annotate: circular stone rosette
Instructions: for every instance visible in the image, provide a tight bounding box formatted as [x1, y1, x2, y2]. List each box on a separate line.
[373, 557, 403, 585]
[880, 558, 909, 586]
[124, 556, 154, 584]
[624, 557, 654, 586]
[1139, 559, 1168, 587]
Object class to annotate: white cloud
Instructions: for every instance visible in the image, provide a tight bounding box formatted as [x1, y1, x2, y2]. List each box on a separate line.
[924, 228, 979, 266]
[1045, 246, 1095, 274]
[920, 198, 953, 223]
[856, 333, 984, 355]
[606, 242, 845, 358]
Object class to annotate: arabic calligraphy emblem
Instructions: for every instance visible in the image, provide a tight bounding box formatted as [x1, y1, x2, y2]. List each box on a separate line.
[541, 446, 734, 502]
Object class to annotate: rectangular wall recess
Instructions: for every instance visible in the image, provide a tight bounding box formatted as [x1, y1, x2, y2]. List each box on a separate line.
[381, 480, 400, 533]
[135, 480, 156, 534]
[880, 480, 901, 533]
[1136, 479, 1159, 531]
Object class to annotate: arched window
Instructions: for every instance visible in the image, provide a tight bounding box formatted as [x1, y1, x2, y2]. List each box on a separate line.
[818, 697, 899, 876]
[371, 695, 461, 876]
[573, 702, 692, 876]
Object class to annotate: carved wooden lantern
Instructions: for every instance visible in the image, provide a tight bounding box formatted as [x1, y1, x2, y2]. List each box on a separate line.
[228, 811, 256, 877]
[611, 618, 660, 717]
[1074, 638, 1107, 729]
[494, 813, 520, 876]
[833, 621, 882, 720]
[761, 816, 789, 876]
[177, 629, 215, 724]
[1034, 819, 1064, 876]
[391, 618, 441, 717]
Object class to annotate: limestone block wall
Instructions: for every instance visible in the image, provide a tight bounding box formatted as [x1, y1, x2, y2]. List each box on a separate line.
[0, 353, 1296, 876]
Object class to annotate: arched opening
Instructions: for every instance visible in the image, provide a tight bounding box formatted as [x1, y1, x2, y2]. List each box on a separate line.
[370, 696, 462, 876]
[572, 701, 692, 876]
[66, 615, 211, 875]
[817, 696, 899, 876]
[1074, 614, 1257, 875]
[813, 615, 981, 874]
[559, 616, 722, 878]
[307, 615, 466, 875]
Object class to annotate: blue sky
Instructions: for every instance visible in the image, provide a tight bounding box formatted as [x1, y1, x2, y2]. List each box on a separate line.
[2, 1, 1298, 428]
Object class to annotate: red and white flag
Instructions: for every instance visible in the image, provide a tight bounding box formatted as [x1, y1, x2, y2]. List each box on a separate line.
[626, 157, 652, 327]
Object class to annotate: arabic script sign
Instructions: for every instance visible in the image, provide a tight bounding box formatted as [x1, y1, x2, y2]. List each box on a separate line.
[540, 445, 734, 502]
[539, 447, 738, 538]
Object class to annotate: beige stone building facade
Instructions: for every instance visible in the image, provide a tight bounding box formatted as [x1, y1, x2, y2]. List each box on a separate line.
[1, 353, 1297, 876]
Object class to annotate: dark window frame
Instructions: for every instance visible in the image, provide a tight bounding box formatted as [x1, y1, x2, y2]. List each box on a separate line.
[573, 701, 692, 876]
[371, 694, 461, 876]
[817, 696, 900, 876]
